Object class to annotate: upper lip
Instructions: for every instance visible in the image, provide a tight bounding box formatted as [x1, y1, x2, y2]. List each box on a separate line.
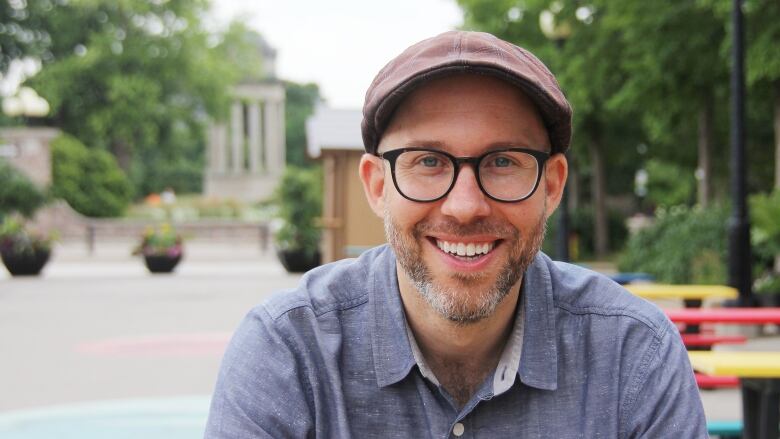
[428, 234, 500, 244]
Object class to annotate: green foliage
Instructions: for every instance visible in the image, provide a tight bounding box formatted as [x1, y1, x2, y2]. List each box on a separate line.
[271, 166, 322, 254]
[217, 20, 266, 83]
[0, 0, 56, 74]
[0, 215, 54, 256]
[0, 160, 47, 219]
[544, 206, 628, 260]
[750, 189, 780, 262]
[50, 134, 132, 217]
[285, 81, 321, 167]
[618, 205, 729, 284]
[15, 1, 270, 197]
[643, 158, 695, 208]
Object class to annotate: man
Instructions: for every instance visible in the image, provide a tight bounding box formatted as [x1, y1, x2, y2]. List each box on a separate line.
[206, 31, 706, 438]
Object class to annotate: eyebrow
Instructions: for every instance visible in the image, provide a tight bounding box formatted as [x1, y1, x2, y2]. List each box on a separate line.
[390, 140, 543, 154]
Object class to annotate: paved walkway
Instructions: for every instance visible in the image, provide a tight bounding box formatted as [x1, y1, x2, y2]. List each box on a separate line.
[0, 240, 299, 412]
[0, 239, 767, 427]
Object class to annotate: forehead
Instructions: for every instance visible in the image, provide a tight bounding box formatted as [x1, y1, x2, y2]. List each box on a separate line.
[380, 74, 551, 154]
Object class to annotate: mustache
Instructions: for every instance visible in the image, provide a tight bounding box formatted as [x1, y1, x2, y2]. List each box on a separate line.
[412, 218, 518, 239]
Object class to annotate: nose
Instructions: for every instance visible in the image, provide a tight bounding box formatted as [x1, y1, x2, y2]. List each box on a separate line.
[440, 165, 491, 223]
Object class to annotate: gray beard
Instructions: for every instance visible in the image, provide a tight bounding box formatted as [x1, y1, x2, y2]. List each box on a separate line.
[384, 205, 547, 325]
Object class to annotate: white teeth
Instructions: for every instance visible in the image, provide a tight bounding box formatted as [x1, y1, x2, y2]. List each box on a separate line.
[436, 240, 495, 257]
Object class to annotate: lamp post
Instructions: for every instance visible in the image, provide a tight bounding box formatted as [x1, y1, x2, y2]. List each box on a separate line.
[728, 0, 753, 306]
[540, 4, 572, 262]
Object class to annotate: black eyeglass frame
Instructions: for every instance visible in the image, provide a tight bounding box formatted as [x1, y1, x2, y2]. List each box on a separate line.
[376, 147, 552, 203]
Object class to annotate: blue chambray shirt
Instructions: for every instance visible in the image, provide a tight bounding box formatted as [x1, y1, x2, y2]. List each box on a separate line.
[205, 245, 707, 438]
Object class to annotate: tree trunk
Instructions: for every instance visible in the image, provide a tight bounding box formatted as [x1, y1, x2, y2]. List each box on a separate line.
[697, 95, 714, 207]
[111, 140, 132, 172]
[569, 153, 580, 211]
[774, 79, 780, 190]
[589, 136, 608, 259]
[774, 80, 780, 273]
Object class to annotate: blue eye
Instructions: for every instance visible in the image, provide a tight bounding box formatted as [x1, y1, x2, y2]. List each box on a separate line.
[493, 156, 512, 167]
[421, 156, 441, 167]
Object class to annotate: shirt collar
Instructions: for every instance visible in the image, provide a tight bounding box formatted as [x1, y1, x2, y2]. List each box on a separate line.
[518, 253, 558, 390]
[370, 246, 558, 391]
[370, 246, 417, 387]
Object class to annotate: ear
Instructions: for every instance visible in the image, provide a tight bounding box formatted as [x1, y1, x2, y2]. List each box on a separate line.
[543, 153, 568, 218]
[359, 153, 386, 218]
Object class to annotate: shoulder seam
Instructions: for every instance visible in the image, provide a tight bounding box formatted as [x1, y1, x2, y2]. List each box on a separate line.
[267, 293, 369, 321]
[554, 299, 664, 335]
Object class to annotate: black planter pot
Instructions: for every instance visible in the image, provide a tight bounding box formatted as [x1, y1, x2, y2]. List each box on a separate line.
[143, 254, 182, 273]
[277, 249, 321, 273]
[1, 248, 50, 276]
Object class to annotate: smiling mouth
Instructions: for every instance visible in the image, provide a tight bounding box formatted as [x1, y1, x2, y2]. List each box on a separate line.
[434, 239, 497, 259]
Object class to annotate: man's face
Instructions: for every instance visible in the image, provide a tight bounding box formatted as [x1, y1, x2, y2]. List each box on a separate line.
[360, 74, 566, 324]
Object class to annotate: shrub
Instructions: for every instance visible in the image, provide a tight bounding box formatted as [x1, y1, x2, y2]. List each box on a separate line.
[50, 134, 133, 217]
[750, 189, 780, 294]
[617, 204, 729, 284]
[271, 166, 322, 254]
[543, 206, 629, 260]
[643, 158, 695, 208]
[749, 189, 780, 268]
[0, 160, 47, 219]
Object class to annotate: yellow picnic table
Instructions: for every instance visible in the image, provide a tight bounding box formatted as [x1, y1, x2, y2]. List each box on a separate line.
[688, 351, 780, 378]
[623, 284, 738, 301]
[688, 351, 780, 439]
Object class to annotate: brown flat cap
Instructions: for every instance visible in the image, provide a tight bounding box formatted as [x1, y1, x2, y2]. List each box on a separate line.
[362, 30, 572, 154]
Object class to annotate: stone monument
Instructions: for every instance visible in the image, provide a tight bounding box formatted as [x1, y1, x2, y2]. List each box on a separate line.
[203, 81, 286, 202]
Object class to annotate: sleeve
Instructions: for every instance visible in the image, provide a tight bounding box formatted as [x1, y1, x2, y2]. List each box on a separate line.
[620, 319, 708, 439]
[204, 306, 314, 438]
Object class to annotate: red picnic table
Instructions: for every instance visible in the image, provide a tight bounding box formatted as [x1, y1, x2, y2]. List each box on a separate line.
[667, 308, 780, 439]
[665, 308, 780, 324]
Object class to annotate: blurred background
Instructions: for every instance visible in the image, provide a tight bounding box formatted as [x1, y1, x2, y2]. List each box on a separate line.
[0, 0, 778, 437]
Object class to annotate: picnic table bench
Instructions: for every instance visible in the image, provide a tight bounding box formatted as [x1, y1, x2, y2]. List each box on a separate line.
[666, 307, 780, 324]
[624, 284, 738, 303]
[689, 351, 780, 439]
[626, 284, 739, 336]
[680, 334, 747, 348]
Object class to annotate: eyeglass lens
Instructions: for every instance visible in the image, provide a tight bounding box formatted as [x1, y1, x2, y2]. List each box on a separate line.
[392, 150, 540, 201]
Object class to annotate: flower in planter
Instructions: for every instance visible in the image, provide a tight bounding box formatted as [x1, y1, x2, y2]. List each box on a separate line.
[133, 223, 183, 258]
[0, 216, 55, 255]
[0, 215, 57, 276]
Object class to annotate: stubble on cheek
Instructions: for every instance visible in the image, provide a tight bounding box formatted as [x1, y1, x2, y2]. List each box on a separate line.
[383, 204, 547, 324]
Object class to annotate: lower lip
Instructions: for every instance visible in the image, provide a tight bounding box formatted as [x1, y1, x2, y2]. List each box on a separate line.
[428, 239, 498, 272]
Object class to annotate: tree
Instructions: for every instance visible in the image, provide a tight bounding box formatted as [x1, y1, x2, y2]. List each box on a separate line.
[285, 81, 320, 167]
[744, 0, 780, 189]
[0, 0, 55, 75]
[19, 0, 252, 196]
[606, 0, 730, 208]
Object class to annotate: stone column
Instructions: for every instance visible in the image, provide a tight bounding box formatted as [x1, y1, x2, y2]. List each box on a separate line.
[247, 101, 262, 173]
[264, 99, 286, 175]
[208, 123, 228, 173]
[276, 100, 286, 171]
[230, 101, 244, 173]
[263, 100, 278, 175]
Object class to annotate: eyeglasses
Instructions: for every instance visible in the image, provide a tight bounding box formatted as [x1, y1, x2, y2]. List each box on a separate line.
[377, 147, 550, 203]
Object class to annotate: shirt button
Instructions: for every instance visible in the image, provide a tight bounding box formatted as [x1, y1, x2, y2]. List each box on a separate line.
[452, 422, 465, 437]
